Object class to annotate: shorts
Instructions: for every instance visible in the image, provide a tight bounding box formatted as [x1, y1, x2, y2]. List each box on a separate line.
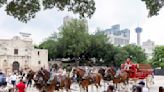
[11, 80, 16, 85]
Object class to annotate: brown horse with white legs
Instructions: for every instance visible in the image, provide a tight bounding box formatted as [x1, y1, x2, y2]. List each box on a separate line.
[26, 70, 35, 80]
[106, 68, 129, 88]
[57, 75, 72, 92]
[73, 67, 102, 92]
[26, 70, 35, 87]
[33, 69, 55, 92]
[98, 67, 112, 81]
[33, 69, 72, 92]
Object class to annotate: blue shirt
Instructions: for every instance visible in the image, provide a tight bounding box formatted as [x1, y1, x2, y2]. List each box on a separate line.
[0, 74, 6, 83]
[0, 75, 3, 82]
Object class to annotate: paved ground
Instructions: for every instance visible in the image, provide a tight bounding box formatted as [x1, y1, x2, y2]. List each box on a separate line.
[26, 76, 164, 92]
[149, 76, 164, 92]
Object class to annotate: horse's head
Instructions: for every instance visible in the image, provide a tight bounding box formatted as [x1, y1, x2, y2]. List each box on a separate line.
[105, 68, 116, 77]
[26, 70, 35, 80]
[72, 68, 85, 78]
[52, 63, 59, 70]
[98, 68, 105, 77]
[34, 69, 50, 85]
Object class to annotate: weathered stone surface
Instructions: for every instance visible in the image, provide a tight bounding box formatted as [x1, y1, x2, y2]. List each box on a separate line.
[0, 36, 48, 74]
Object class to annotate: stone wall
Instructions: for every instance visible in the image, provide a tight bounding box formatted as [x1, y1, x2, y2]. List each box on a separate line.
[0, 36, 48, 73]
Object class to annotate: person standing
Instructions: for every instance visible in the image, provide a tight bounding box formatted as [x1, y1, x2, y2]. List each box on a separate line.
[84, 65, 89, 78]
[27, 78, 32, 87]
[0, 72, 6, 86]
[10, 73, 17, 87]
[0, 82, 9, 92]
[16, 79, 26, 92]
[115, 68, 121, 78]
[57, 65, 63, 85]
[107, 85, 114, 92]
[159, 86, 164, 92]
[47, 66, 56, 84]
[0, 72, 4, 86]
[132, 85, 142, 92]
[138, 81, 149, 92]
[58, 65, 63, 76]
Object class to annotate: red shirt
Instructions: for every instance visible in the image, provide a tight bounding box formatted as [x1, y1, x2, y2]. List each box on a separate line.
[16, 82, 26, 92]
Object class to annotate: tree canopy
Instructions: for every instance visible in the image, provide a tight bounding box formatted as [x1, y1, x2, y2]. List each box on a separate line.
[0, 0, 163, 22]
[58, 19, 90, 58]
[151, 46, 164, 69]
[39, 39, 58, 60]
[39, 18, 147, 66]
[0, 0, 95, 23]
[142, 0, 164, 17]
[122, 44, 147, 63]
[85, 31, 108, 59]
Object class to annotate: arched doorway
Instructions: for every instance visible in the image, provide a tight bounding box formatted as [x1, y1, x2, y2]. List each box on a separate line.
[12, 61, 20, 72]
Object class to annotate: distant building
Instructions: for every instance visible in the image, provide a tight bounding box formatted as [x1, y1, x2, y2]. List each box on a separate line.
[0, 34, 48, 74]
[103, 24, 130, 46]
[142, 39, 155, 59]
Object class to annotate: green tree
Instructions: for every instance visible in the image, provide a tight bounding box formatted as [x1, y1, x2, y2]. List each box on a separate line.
[142, 0, 164, 17]
[113, 47, 129, 67]
[86, 31, 108, 59]
[122, 44, 147, 63]
[102, 46, 129, 67]
[83, 31, 113, 65]
[152, 46, 164, 69]
[58, 19, 90, 59]
[39, 39, 58, 60]
[0, 0, 95, 23]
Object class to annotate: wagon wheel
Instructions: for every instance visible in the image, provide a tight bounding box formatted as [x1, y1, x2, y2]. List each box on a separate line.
[146, 75, 153, 89]
[130, 78, 138, 85]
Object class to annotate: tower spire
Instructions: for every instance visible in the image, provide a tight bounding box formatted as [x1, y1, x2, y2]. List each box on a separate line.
[135, 27, 142, 46]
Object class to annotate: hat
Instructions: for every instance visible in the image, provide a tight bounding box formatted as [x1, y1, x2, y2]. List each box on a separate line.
[138, 81, 145, 86]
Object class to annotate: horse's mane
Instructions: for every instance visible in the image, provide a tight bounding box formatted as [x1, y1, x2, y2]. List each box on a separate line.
[107, 68, 115, 76]
[74, 67, 85, 77]
[37, 69, 50, 80]
[78, 68, 85, 72]
[27, 70, 35, 79]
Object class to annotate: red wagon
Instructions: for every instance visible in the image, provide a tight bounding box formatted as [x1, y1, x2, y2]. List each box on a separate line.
[121, 62, 153, 79]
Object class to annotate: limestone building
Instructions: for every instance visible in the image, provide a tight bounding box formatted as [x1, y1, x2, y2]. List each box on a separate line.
[142, 39, 155, 59]
[104, 24, 130, 46]
[0, 35, 48, 73]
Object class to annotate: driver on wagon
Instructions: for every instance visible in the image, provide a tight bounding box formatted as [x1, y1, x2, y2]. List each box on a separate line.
[124, 57, 133, 70]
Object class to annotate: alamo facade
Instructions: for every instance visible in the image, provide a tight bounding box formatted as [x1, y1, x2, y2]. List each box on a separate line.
[0, 36, 48, 74]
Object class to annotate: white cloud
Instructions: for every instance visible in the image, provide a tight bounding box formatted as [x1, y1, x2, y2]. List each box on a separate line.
[142, 8, 164, 45]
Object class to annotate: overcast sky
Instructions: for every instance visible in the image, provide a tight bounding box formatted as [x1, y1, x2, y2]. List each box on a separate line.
[0, 0, 164, 45]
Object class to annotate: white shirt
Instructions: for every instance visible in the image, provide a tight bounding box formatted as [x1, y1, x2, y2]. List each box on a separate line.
[10, 75, 17, 81]
[85, 66, 88, 70]
[23, 76, 26, 82]
[142, 87, 149, 92]
[6, 77, 11, 83]
[116, 69, 121, 76]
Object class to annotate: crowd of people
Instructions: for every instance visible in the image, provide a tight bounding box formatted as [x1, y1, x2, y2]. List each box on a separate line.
[105, 81, 148, 92]
[0, 70, 26, 92]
